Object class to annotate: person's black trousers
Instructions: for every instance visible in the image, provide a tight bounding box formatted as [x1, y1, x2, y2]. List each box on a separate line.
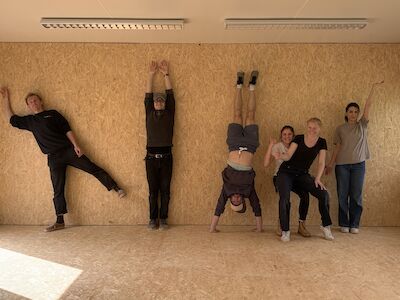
[145, 154, 173, 220]
[273, 176, 309, 221]
[276, 169, 332, 232]
[48, 147, 118, 215]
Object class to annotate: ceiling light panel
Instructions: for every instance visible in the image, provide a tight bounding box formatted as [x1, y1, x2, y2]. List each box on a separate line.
[224, 18, 368, 30]
[40, 18, 184, 30]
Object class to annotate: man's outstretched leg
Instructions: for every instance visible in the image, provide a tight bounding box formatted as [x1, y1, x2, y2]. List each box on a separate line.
[67, 148, 126, 198]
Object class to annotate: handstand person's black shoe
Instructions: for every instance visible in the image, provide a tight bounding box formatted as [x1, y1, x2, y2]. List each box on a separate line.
[237, 71, 245, 85]
[249, 70, 259, 86]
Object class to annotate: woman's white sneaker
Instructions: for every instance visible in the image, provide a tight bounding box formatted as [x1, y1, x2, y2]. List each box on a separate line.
[350, 228, 359, 234]
[320, 226, 334, 240]
[341, 227, 350, 233]
[281, 231, 290, 242]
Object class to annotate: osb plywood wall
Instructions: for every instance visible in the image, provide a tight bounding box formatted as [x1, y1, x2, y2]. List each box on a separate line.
[0, 43, 399, 226]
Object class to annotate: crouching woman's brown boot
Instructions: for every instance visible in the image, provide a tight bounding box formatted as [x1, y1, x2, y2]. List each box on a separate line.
[298, 221, 311, 237]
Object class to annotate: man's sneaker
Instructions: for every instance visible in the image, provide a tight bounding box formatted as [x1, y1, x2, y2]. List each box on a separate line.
[148, 219, 158, 230]
[281, 231, 290, 242]
[159, 219, 169, 230]
[298, 221, 311, 237]
[249, 70, 259, 86]
[320, 226, 334, 240]
[350, 228, 359, 234]
[340, 227, 350, 233]
[45, 222, 65, 232]
[117, 189, 126, 198]
[236, 71, 244, 85]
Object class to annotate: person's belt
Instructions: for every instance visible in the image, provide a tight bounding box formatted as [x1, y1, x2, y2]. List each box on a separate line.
[147, 153, 171, 158]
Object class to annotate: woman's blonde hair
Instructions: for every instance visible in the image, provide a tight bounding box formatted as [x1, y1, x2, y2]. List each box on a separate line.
[307, 117, 322, 127]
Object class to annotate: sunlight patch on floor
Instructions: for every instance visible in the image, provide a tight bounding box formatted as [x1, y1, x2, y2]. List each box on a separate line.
[0, 248, 82, 300]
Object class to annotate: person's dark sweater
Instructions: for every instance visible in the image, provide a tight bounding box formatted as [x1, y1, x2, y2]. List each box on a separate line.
[10, 110, 72, 154]
[280, 134, 327, 172]
[144, 89, 175, 149]
[214, 166, 261, 217]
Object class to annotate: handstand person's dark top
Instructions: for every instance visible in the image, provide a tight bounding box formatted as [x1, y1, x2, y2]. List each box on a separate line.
[10, 110, 72, 154]
[214, 166, 262, 217]
[280, 134, 327, 173]
[145, 89, 175, 149]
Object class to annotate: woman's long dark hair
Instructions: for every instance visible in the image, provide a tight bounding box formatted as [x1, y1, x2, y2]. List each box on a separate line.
[280, 125, 295, 136]
[345, 102, 360, 122]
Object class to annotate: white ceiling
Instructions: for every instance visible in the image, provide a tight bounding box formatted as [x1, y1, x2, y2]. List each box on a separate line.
[0, 0, 399, 43]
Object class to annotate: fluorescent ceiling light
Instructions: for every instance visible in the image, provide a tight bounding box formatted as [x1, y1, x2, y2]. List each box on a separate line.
[41, 18, 184, 30]
[225, 18, 368, 30]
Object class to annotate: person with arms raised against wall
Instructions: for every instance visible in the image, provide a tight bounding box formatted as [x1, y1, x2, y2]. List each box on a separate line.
[144, 60, 175, 230]
[0, 87, 126, 232]
[210, 71, 263, 233]
[326, 80, 384, 234]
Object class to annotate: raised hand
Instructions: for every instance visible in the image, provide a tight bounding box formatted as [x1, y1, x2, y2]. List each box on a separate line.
[158, 60, 169, 75]
[363, 79, 384, 120]
[370, 79, 384, 93]
[0, 87, 9, 99]
[149, 61, 158, 74]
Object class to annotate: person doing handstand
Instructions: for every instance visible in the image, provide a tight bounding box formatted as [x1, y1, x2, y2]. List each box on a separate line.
[210, 71, 263, 233]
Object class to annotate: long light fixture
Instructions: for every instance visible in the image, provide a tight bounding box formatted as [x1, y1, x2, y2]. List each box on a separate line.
[40, 18, 184, 30]
[224, 18, 368, 30]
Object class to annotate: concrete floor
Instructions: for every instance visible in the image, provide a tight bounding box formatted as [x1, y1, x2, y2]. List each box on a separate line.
[0, 225, 399, 300]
